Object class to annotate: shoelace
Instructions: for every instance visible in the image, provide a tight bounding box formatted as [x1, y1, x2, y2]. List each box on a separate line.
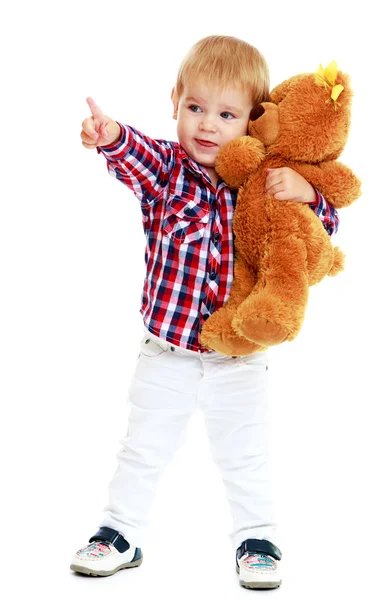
[244, 552, 275, 569]
[79, 541, 112, 558]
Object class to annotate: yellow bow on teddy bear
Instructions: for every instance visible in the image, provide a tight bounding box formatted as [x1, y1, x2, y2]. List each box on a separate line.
[314, 61, 344, 109]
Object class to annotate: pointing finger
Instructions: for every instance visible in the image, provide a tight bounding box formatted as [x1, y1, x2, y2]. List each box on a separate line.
[86, 97, 104, 120]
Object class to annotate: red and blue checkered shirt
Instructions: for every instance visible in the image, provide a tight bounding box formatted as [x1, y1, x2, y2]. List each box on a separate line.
[97, 123, 339, 353]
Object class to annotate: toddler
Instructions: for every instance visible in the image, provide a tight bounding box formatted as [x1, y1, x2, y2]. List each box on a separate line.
[71, 35, 339, 590]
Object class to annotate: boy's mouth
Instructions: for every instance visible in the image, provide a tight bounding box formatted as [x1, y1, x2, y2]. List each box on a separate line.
[196, 139, 218, 148]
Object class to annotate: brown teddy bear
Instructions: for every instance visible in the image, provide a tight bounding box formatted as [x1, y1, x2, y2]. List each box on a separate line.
[201, 62, 362, 357]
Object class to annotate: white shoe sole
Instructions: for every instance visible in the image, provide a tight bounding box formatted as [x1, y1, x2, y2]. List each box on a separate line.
[70, 556, 143, 576]
[236, 563, 282, 589]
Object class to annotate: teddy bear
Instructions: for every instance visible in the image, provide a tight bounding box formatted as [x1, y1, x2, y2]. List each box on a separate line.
[200, 62, 362, 357]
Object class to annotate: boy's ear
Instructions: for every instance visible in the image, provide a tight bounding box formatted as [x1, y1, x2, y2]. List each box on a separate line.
[171, 87, 178, 120]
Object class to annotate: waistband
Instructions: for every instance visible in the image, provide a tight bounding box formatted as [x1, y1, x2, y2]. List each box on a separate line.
[142, 326, 214, 357]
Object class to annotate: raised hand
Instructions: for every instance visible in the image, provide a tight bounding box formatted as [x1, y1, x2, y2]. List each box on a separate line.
[81, 97, 120, 149]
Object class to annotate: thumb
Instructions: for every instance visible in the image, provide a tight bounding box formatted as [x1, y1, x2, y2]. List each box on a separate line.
[266, 168, 274, 172]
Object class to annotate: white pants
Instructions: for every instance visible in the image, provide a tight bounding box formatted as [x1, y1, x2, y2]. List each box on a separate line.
[99, 326, 277, 551]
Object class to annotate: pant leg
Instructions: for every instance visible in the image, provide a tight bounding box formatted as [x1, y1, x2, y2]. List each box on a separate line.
[99, 333, 201, 548]
[201, 352, 277, 551]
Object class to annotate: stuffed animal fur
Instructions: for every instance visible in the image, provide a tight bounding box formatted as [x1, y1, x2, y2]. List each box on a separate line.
[201, 62, 361, 356]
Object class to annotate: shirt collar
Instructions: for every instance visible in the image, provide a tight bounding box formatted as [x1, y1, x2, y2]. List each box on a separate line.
[180, 148, 203, 177]
[179, 147, 227, 191]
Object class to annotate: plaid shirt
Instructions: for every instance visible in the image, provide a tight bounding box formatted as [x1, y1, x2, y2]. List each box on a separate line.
[97, 123, 339, 353]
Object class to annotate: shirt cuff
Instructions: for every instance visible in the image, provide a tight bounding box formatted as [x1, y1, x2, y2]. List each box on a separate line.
[308, 186, 322, 206]
[308, 187, 339, 236]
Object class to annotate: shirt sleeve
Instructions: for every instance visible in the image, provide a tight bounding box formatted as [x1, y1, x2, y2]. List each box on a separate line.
[96, 122, 175, 206]
[308, 188, 339, 236]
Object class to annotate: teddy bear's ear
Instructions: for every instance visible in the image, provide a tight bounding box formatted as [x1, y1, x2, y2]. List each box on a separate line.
[270, 74, 306, 105]
[270, 81, 288, 105]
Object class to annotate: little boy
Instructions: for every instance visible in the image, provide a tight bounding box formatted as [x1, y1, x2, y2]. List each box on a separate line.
[71, 36, 339, 590]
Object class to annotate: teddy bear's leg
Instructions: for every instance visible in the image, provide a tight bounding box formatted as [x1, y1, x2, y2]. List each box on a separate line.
[200, 254, 265, 356]
[232, 237, 309, 346]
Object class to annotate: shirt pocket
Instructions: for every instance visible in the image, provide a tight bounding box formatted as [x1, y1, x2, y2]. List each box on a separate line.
[162, 194, 210, 244]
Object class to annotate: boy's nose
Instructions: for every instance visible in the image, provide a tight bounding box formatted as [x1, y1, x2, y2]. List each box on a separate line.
[199, 119, 217, 133]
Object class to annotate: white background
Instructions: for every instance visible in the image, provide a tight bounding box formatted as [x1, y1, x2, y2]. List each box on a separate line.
[1, 1, 382, 598]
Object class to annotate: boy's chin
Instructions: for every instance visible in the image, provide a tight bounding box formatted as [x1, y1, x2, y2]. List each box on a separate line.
[194, 152, 217, 167]
[186, 144, 218, 167]
[189, 154, 216, 168]
[199, 159, 216, 167]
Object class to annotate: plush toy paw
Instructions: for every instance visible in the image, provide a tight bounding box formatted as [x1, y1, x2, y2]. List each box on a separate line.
[202, 329, 264, 356]
[232, 289, 304, 346]
[201, 308, 264, 356]
[233, 315, 289, 347]
[215, 136, 265, 188]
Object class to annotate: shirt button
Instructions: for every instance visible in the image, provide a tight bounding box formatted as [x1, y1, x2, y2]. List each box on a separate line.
[203, 313, 209, 320]
[210, 270, 217, 280]
[214, 233, 220, 241]
[322, 209, 326, 215]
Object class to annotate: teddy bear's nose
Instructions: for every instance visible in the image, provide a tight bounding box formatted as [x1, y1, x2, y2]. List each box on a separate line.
[250, 104, 265, 122]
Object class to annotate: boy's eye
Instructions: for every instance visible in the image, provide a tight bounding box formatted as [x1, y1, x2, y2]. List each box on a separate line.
[189, 105, 202, 113]
[221, 112, 234, 119]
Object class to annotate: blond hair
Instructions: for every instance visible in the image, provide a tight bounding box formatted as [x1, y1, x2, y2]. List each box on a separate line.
[174, 35, 270, 106]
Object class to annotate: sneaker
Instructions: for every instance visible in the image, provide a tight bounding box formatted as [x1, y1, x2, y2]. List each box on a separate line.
[236, 538, 282, 589]
[70, 526, 143, 576]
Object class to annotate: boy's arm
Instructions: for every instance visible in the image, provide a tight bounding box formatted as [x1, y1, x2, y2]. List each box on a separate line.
[82, 97, 174, 205]
[96, 123, 175, 205]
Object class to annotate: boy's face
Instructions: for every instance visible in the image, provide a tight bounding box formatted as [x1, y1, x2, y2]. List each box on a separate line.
[172, 78, 253, 178]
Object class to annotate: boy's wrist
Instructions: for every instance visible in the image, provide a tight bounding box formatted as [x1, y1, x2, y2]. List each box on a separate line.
[305, 184, 317, 204]
[98, 120, 122, 147]
[109, 120, 122, 145]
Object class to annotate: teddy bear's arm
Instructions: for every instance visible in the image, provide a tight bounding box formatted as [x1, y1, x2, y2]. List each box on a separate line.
[291, 161, 362, 209]
[215, 136, 265, 189]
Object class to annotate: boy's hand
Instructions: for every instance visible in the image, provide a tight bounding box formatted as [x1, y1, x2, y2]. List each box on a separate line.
[81, 97, 121, 149]
[265, 167, 316, 204]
